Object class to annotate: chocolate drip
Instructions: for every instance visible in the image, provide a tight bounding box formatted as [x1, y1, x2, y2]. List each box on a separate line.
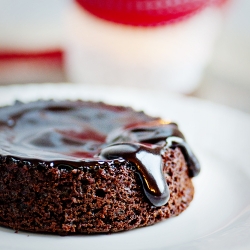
[100, 143, 169, 207]
[165, 137, 200, 177]
[101, 121, 200, 206]
[106, 121, 200, 177]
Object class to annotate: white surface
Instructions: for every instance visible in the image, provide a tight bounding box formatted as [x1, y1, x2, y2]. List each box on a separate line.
[64, 4, 222, 94]
[0, 83, 250, 250]
[208, 0, 250, 88]
[193, 0, 250, 113]
[0, 0, 71, 51]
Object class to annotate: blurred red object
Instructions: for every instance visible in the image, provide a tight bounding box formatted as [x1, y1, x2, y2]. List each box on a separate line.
[0, 51, 62, 61]
[76, 0, 228, 26]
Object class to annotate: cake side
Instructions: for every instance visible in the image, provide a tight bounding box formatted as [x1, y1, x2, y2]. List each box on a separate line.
[0, 147, 193, 234]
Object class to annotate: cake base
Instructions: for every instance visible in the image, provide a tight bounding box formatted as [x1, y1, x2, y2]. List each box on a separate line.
[0, 147, 193, 235]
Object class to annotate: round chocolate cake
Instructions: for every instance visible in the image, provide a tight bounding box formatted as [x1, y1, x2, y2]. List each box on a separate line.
[0, 100, 200, 234]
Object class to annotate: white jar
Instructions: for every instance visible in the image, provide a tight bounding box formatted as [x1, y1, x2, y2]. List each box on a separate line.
[64, 0, 228, 94]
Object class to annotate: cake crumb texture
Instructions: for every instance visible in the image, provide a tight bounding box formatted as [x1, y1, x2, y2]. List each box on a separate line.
[0, 147, 194, 235]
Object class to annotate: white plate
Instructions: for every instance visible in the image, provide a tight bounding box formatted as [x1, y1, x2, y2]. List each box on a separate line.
[0, 83, 250, 250]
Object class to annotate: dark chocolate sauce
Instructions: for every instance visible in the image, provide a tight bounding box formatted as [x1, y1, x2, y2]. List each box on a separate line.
[100, 121, 200, 206]
[0, 100, 154, 162]
[105, 121, 200, 176]
[100, 143, 169, 207]
[165, 137, 200, 177]
[106, 120, 185, 144]
[0, 100, 200, 207]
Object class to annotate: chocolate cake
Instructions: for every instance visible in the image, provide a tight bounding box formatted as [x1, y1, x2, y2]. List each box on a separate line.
[0, 100, 200, 234]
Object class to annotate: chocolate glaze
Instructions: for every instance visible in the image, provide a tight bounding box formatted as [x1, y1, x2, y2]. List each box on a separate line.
[100, 142, 170, 207]
[105, 121, 200, 176]
[0, 100, 200, 207]
[100, 121, 200, 206]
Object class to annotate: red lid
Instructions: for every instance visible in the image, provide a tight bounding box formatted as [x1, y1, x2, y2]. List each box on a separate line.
[75, 0, 226, 26]
[0, 50, 63, 62]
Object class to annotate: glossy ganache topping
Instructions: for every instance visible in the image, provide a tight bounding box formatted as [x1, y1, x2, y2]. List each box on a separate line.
[0, 100, 200, 207]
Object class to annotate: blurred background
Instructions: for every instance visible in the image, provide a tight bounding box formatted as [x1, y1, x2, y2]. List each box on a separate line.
[0, 0, 249, 113]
